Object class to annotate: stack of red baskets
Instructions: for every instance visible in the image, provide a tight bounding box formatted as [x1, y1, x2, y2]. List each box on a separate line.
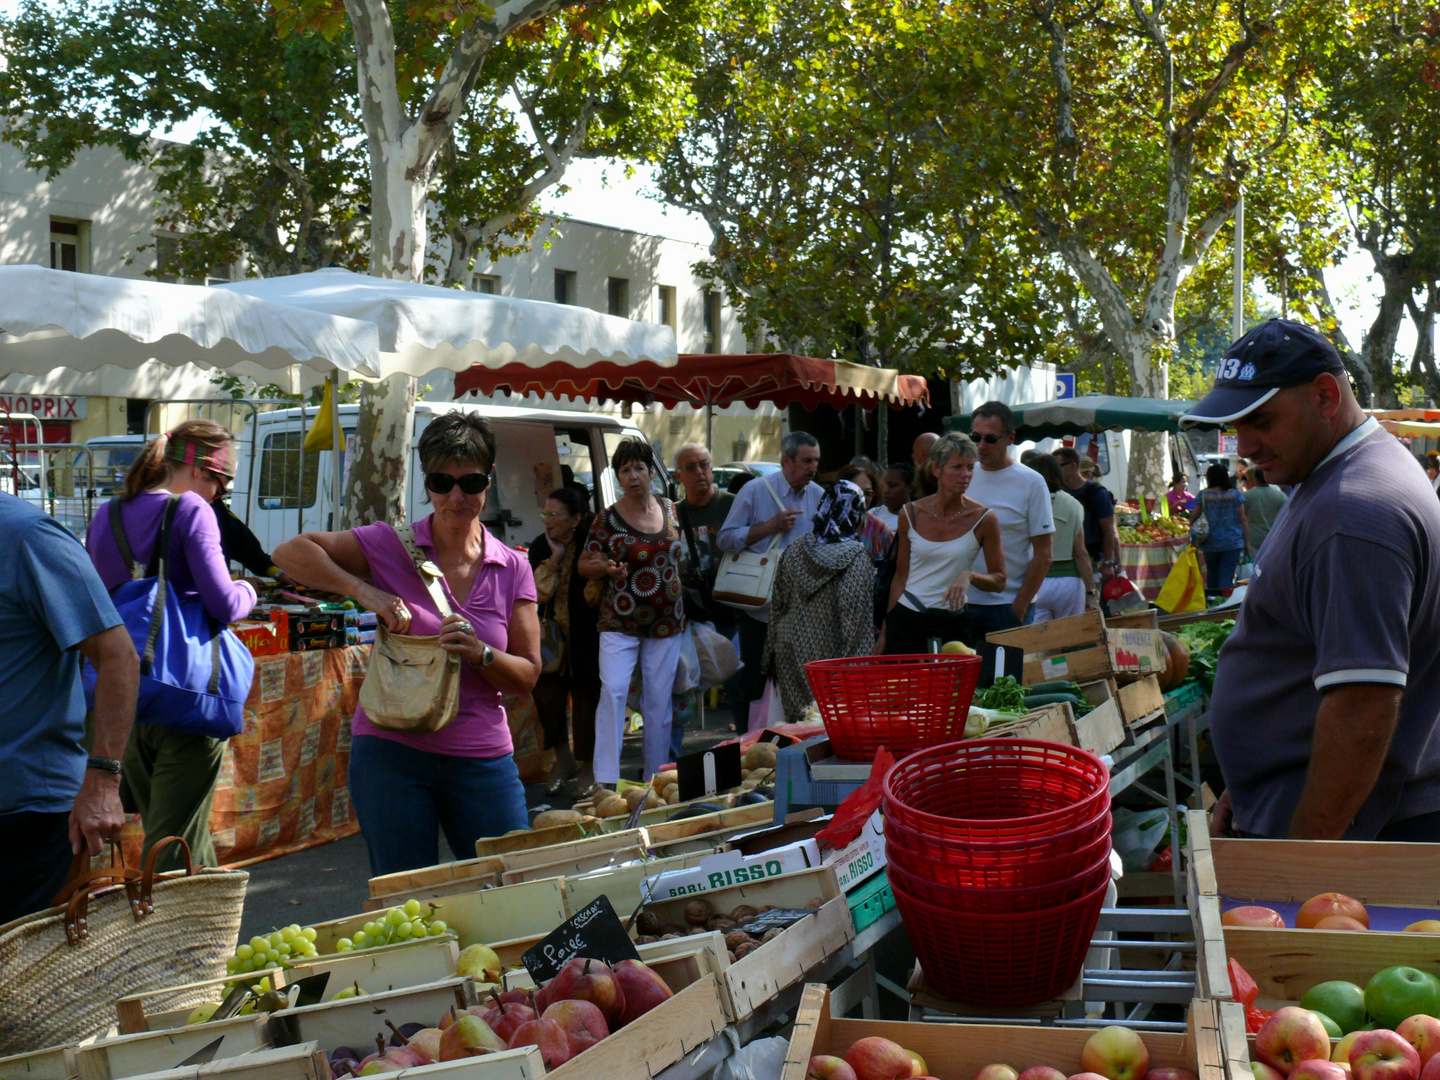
[882, 738, 1113, 1006]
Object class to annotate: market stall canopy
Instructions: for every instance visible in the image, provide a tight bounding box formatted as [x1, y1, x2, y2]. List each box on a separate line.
[454, 351, 930, 410]
[0, 264, 380, 390]
[1380, 419, 1440, 438]
[946, 394, 1197, 439]
[220, 267, 677, 380]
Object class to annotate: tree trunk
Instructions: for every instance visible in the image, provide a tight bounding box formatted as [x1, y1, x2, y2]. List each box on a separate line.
[1116, 332, 1171, 501]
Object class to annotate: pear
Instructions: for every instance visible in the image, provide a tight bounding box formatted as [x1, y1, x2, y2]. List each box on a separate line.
[437, 1007, 507, 1060]
[185, 1002, 219, 1025]
[456, 943, 502, 983]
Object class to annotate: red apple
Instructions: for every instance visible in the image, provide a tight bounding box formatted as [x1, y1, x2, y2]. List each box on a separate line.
[1313, 916, 1369, 932]
[1255, 1066, 1287, 1080]
[1018, 1068, 1068, 1080]
[845, 1037, 915, 1080]
[809, 1057, 860, 1080]
[612, 959, 674, 1026]
[1257, 1008, 1333, 1075]
[508, 1017, 573, 1070]
[1421, 1056, 1440, 1080]
[1224, 906, 1287, 928]
[976, 1067, 1019, 1080]
[1398, 1016, 1440, 1066]
[1351, 1030, 1422, 1080]
[1081, 1026, 1151, 1080]
[1072, 1072, 1113, 1080]
[1297, 894, 1370, 930]
[543, 999, 610, 1057]
[482, 998, 536, 1044]
[542, 958, 626, 1029]
[1291, 1061, 1349, 1080]
[1147, 1069, 1200, 1080]
[498, 989, 532, 1007]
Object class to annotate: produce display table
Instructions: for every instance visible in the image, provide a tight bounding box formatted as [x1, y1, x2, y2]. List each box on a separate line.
[118, 644, 369, 868]
[1107, 722, 1184, 905]
[1120, 536, 1190, 600]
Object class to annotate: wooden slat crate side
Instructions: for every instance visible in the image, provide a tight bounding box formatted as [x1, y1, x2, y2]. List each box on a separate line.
[563, 852, 710, 916]
[74, 1019, 270, 1080]
[0, 1043, 76, 1080]
[367, 857, 505, 900]
[1224, 927, 1440, 1004]
[1117, 676, 1166, 725]
[987, 704, 1076, 746]
[778, 984, 829, 1080]
[987, 610, 1107, 652]
[115, 973, 294, 1036]
[473, 822, 602, 859]
[1210, 838, 1440, 908]
[643, 803, 776, 846]
[499, 830, 646, 874]
[265, 979, 476, 1052]
[499, 846, 649, 887]
[93, 1045, 329, 1080]
[365, 875, 503, 912]
[1216, 1001, 1255, 1080]
[1021, 646, 1113, 686]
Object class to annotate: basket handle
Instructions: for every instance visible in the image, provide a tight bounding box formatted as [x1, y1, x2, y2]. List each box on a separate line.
[51, 843, 146, 945]
[138, 836, 194, 915]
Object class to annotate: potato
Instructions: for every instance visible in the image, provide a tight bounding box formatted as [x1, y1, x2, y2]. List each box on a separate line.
[644, 790, 664, 809]
[660, 933, 681, 940]
[652, 769, 679, 794]
[636, 935, 659, 944]
[597, 794, 630, 817]
[665, 792, 680, 805]
[683, 899, 712, 926]
[661, 924, 687, 936]
[531, 809, 590, 830]
[743, 742, 778, 770]
[727, 950, 737, 963]
[740, 779, 759, 791]
[760, 928, 782, 943]
[622, 786, 649, 807]
[729, 905, 758, 923]
[687, 926, 709, 935]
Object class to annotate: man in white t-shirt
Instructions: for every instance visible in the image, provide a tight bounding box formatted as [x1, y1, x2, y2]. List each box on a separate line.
[965, 401, 1055, 634]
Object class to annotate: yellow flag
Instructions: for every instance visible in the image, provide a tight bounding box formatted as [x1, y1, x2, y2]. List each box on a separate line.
[1159, 493, 1170, 519]
[302, 379, 336, 453]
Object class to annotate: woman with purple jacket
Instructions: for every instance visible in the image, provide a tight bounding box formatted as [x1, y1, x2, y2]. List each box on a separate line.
[86, 419, 257, 870]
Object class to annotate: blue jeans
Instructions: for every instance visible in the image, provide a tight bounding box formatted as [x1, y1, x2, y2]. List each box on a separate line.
[1204, 547, 1243, 593]
[348, 734, 529, 877]
[965, 602, 1036, 640]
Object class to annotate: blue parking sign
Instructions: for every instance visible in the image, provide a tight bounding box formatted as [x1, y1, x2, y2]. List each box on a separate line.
[1055, 373, 1075, 399]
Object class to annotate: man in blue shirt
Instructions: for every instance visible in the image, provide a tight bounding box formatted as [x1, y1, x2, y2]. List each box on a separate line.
[717, 432, 823, 729]
[1185, 320, 1440, 841]
[0, 495, 139, 923]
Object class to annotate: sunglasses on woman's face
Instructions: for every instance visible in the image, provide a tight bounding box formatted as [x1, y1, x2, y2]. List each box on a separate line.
[425, 472, 490, 495]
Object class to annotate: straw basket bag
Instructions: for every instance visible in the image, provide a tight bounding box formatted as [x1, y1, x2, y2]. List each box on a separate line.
[0, 837, 246, 1055]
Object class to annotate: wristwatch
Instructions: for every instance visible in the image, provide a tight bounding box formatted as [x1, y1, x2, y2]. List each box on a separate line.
[87, 756, 123, 776]
[478, 644, 494, 668]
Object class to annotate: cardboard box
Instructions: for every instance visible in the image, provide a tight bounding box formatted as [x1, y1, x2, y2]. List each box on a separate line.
[232, 619, 286, 658]
[643, 840, 823, 900]
[821, 811, 886, 892]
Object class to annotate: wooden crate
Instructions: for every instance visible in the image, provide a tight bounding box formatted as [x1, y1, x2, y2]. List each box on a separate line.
[781, 985, 1250, 1080]
[643, 803, 776, 847]
[1074, 679, 1126, 753]
[265, 978, 478, 1051]
[499, 846, 649, 887]
[366, 857, 505, 907]
[499, 830, 645, 874]
[1187, 809, 1440, 1005]
[309, 879, 568, 955]
[73, 1018, 270, 1080]
[986, 611, 1164, 685]
[642, 866, 856, 1022]
[985, 704, 1074, 745]
[472, 822, 607, 860]
[562, 851, 711, 917]
[0, 1042, 76, 1080]
[1116, 674, 1166, 727]
[92, 1045, 330, 1080]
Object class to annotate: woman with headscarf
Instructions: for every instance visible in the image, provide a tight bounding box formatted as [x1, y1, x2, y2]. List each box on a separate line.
[762, 480, 877, 722]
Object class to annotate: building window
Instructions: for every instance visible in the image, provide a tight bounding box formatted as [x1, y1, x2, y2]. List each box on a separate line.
[607, 277, 629, 317]
[50, 218, 89, 273]
[703, 290, 722, 352]
[656, 285, 676, 329]
[257, 430, 319, 509]
[126, 399, 152, 435]
[475, 274, 500, 294]
[554, 270, 577, 305]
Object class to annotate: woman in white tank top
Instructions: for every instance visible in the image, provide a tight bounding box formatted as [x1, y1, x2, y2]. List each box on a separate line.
[882, 433, 1007, 654]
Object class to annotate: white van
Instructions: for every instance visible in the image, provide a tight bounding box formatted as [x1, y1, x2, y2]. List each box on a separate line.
[232, 402, 662, 552]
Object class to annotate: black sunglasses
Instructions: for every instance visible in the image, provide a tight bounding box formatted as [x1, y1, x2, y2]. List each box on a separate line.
[975, 433, 1006, 444]
[425, 472, 490, 495]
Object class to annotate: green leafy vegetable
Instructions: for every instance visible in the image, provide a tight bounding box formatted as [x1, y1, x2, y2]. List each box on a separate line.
[974, 676, 1027, 711]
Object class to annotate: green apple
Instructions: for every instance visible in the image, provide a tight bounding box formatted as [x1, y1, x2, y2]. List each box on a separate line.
[1311, 1011, 1343, 1039]
[1364, 967, 1440, 1030]
[1302, 981, 1367, 1034]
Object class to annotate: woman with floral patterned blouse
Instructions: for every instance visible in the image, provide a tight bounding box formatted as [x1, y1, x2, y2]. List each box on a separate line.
[579, 438, 686, 786]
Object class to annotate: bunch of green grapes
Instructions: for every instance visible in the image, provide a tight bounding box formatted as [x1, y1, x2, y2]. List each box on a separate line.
[226, 924, 320, 974]
[334, 898, 448, 953]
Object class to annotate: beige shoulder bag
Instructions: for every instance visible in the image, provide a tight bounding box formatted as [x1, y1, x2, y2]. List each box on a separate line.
[712, 476, 791, 612]
[358, 524, 463, 733]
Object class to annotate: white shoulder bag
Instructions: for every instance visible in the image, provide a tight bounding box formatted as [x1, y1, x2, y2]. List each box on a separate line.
[712, 476, 791, 612]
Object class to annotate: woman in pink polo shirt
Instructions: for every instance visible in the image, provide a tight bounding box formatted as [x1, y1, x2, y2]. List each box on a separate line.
[275, 412, 540, 876]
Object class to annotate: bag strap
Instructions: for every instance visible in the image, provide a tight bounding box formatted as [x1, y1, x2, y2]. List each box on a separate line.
[109, 499, 144, 582]
[678, 501, 703, 571]
[137, 496, 182, 678]
[394, 523, 455, 620]
[764, 475, 789, 513]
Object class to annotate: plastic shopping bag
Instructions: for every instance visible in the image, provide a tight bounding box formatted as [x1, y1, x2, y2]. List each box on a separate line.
[692, 621, 741, 686]
[748, 678, 786, 733]
[1156, 546, 1206, 613]
[672, 625, 702, 695]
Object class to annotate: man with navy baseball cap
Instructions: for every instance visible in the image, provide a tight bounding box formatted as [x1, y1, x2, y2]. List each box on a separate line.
[1185, 319, 1440, 841]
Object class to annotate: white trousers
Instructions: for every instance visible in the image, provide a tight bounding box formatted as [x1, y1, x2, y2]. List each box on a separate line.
[595, 631, 683, 784]
[1034, 576, 1086, 623]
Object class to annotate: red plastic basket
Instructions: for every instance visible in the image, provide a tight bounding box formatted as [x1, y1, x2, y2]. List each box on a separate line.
[883, 739, 1110, 843]
[883, 821, 1112, 888]
[885, 848, 1112, 912]
[804, 654, 982, 759]
[892, 874, 1109, 1006]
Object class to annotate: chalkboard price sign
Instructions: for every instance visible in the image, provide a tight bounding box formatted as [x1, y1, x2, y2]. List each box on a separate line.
[736, 908, 816, 937]
[521, 895, 642, 984]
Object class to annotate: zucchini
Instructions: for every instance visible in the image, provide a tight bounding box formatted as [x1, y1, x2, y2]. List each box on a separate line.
[1022, 692, 1083, 707]
[1025, 680, 1079, 695]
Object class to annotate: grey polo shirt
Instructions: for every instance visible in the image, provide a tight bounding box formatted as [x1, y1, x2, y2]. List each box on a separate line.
[1209, 419, 1440, 838]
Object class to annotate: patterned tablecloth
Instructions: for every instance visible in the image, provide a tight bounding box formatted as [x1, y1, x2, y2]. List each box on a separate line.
[119, 645, 369, 869]
[1120, 537, 1191, 601]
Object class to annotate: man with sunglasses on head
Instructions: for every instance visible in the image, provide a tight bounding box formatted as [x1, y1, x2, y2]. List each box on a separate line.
[965, 402, 1054, 635]
[1186, 320, 1440, 842]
